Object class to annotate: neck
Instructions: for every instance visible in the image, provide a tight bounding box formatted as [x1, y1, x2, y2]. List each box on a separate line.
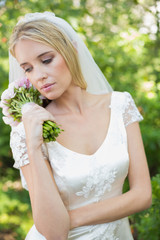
[53, 85, 88, 115]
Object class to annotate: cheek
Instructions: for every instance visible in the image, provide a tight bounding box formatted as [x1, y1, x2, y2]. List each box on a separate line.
[62, 65, 72, 86]
[27, 77, 38, 89]
[56, 58, 71, 77]
[27, 77, 35, 86]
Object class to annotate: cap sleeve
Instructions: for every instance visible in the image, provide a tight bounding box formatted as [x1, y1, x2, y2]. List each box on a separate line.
[10, 122, 49, 190]
[123, 92, 143, 127]
[10, 122, 30, 169]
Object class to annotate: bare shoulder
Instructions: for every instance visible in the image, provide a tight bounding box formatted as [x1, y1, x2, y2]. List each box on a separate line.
[45, 91, 113, 115]
[84, 91, 113, 109]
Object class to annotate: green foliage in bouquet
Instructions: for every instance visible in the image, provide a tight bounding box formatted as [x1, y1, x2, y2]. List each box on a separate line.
[0, 78, 63, 143]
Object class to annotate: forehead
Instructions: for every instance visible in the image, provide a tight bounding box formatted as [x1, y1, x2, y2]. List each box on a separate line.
[15, 38, 56, 63]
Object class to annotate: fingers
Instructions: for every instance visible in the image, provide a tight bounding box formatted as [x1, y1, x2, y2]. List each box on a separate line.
[21, 104, 56, 148]
[21, 102, 36, 114]
[22, 103, 55, 124]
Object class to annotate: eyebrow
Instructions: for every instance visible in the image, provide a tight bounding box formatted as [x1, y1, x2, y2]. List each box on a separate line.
[20, 51, 53, 67]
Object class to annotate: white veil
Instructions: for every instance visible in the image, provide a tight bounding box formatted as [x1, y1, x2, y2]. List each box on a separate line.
[9, 11, 113, 94]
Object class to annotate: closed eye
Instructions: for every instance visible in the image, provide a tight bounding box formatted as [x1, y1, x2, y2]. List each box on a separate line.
[42, 58, 52, 64]
[24, 67, 32, 73]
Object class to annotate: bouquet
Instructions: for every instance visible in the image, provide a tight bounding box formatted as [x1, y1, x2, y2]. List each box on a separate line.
[0, 78, 63, 142]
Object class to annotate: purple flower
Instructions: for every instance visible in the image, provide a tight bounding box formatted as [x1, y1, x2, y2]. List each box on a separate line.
[0, 101, 4, 108]
[25, 78, 32, 88]
[0, 77, 62, 141]
[2, 116, 19, 127]
[1, 86, 16, 100]
[15, 78, 26, 88]
[2, 105, 10, 117]
[15, 77, 32, 89]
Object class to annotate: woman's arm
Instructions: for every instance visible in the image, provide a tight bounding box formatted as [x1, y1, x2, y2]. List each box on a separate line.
[21, 104, 70, 240]
[69, 122, 152, 229]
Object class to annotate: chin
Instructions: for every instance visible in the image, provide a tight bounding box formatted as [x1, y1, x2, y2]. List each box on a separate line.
[45, 90, 63, 100]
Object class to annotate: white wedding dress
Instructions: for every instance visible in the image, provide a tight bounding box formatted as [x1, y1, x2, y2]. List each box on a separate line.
[10, 91, 143, 240]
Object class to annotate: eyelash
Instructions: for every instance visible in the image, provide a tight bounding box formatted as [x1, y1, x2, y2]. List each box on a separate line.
[42, 58, 52, 64]
[24, 58, 53, 73]
[25, 67, 32, 73]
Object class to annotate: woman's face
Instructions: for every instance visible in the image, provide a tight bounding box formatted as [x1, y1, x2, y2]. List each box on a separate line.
[15, 39, 73, 100]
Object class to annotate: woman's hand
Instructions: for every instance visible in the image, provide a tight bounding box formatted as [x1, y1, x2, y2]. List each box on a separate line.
[68, 210, 79, 230]
[22, 103, 55, 150]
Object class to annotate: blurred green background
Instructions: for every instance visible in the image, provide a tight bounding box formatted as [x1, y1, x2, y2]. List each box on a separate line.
[0, 0, 160, 239]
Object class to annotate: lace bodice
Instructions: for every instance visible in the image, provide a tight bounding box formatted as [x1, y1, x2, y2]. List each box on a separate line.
[10, 91, 143, 240]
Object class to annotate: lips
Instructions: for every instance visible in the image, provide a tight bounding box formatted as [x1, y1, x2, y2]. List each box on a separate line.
[41, 83, 55, 90]
[40, 83, 56, 93]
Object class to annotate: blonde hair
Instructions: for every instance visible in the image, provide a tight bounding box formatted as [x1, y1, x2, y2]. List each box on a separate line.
[9, 20, 87, 89]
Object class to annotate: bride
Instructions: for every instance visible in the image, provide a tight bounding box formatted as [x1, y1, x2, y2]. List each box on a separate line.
[9, 12, 151, 240]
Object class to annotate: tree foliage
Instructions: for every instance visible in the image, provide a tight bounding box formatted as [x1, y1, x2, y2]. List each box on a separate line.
[131, 174, 160, 240]
[0, 0, 159, 174]
[0, 0, 160, 239]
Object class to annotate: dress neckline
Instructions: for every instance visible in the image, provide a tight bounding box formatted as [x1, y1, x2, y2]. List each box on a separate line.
[53, 91, 115, 158]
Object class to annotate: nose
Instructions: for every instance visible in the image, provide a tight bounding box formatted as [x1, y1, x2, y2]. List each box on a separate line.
[33, 66, 48, 82]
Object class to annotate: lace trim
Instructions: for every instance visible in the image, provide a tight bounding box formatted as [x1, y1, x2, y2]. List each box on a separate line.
[123, 92, 143, 127]
[10, 123, 29, 169]
[76, 165, 117, 202]
[10, 122, 48, 170]
[89, 220, 121, 240]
